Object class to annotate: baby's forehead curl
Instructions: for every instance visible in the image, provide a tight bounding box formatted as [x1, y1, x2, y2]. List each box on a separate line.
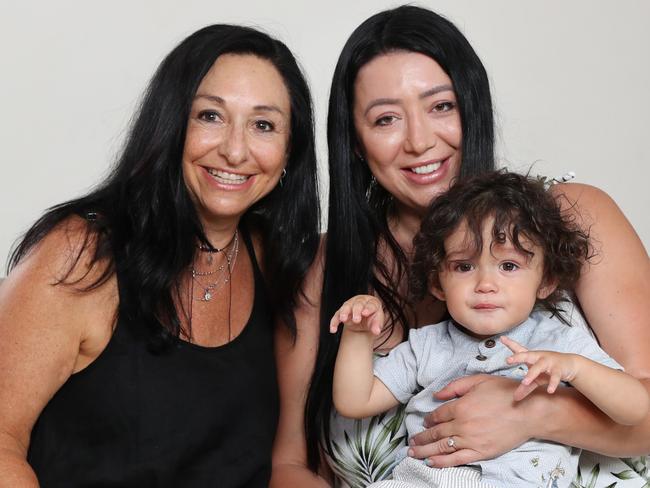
[441, 212, 541, 264]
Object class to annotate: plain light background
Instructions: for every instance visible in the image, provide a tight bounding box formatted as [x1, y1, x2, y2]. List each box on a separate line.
[1, 0, 648, 272]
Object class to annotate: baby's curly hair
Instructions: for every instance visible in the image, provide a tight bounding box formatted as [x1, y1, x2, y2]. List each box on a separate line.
[410, 170, 593, 318]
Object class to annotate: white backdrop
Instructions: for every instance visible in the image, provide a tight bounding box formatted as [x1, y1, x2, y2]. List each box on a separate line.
[1, 0, 648, 272]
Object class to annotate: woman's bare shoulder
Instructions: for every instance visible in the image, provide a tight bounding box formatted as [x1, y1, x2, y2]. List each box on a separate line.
[549, 181, 646, 251]
[3, 215, 118, 367]
[550, 182, 650, 373]
[11, 215, 112, 287]
[549, 182, 620, 218]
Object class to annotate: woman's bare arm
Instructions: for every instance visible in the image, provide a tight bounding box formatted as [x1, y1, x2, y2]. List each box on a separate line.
[0, 220, 118, 486]
[410, 183, 650, 465]
[535, 183, 650, 451]
[271, 242, 331, 487]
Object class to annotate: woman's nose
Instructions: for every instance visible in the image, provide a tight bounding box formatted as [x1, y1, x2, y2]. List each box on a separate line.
[404, 112, 437, 155]
[218, 124, 248, 165]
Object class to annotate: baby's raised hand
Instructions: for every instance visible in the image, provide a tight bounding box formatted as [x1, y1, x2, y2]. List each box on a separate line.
[329, 295, 384, 336]
[501, 336, 580, 401]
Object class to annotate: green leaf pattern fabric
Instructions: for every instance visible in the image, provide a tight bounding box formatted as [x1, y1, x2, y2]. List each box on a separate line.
[325, 405, 407, 488]
[570, 452, 650, 488]
[326, 413, 649, 487]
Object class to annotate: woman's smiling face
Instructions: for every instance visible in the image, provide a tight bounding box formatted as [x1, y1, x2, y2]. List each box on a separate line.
[353, 51, 462, 214]
[182, 53, 291, 230]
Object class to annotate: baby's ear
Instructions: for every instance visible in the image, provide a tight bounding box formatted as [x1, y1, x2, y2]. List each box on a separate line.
[537, 278, 558, 300]
[430, 283, 446, 301]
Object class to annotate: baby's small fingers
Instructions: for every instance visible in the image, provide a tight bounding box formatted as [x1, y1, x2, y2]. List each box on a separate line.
[508, 351, 543, 367]
[329, 305, 347, 331]
[506, 352, 530, 365]
[547, 371, 562, 394]
[522, 360, 548, 386]
[351, 300, 368, 322]
[360, 299, 380, 317]
[501, 336, 528, 354]
[367, 315, 382, 336]
[337, 303, 352, 322]
[329, 315, 340, 333]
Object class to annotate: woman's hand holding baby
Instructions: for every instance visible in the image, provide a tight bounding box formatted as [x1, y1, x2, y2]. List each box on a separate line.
[410, 375, 536, 468]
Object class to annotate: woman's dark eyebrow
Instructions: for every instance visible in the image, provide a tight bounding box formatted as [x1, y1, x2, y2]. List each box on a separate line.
[195, 94, 225, 104]
[363, 84, 454, 116]
[194, 94, 285, 115]
[363, 97, 399, 116]
[419, 84, 454, 99]
[253, 104, 286, 115]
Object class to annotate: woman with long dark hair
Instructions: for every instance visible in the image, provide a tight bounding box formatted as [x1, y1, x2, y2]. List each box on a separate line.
[271, 6, 649, 487]
[0, 24, 319, 487]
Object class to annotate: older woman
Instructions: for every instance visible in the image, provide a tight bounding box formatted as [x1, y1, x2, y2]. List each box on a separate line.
[272, 5, 650, 487]
[0, 24, 319, 486]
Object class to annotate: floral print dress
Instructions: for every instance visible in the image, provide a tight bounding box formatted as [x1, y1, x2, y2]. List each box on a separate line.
[325, 388, 649, 488]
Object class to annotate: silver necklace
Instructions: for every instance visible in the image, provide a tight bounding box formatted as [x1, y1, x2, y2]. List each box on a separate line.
[191, 231, 239, 302]
[194, 230, 239, 272]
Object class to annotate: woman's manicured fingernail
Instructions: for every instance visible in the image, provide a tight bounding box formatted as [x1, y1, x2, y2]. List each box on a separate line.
[407, 449, 414, 457]
[424, 458, 431, 466]
[408, 438, 415, 446]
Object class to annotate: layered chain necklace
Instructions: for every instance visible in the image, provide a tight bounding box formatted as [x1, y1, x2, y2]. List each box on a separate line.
[190, 230, 239, 302]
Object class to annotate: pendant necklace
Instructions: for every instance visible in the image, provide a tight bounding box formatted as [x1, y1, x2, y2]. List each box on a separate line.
[191, 231, 239, 302]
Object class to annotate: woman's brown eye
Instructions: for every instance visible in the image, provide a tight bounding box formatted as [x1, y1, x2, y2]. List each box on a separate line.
[433, 102, 454, 112]
[255, 120, 274, 132]
[375, 115, 396, 126]
[198, 110, 220, 122]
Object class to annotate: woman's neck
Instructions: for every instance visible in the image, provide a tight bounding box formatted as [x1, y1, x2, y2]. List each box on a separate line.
[199, 216, 240, 250]
[388, 203, 425, 253]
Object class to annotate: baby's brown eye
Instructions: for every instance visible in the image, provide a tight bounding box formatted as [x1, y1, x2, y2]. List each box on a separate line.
[500, 262, 519, 272]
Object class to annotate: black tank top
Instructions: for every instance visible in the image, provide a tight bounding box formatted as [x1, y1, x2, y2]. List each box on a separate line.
[28, 230, 279, 487]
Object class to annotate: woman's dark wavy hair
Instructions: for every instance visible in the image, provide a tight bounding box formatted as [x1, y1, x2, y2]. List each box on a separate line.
[410, 171, 592, 317]
[7, 24, 320, 346]
[306, 5, 495, 471]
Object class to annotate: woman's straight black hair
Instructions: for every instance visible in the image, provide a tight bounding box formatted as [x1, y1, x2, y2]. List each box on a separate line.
[8, 24, 320, 348]
[306, 5, 495, 471]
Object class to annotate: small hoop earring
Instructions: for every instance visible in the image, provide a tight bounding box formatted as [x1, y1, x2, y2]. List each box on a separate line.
[279, 168, 287, 187]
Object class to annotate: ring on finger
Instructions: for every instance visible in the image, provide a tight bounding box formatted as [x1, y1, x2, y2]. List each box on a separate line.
[446, 437, 457, 450]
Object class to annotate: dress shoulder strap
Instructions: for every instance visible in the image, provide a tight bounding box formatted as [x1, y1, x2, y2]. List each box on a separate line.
[238, 225, 264, 282]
